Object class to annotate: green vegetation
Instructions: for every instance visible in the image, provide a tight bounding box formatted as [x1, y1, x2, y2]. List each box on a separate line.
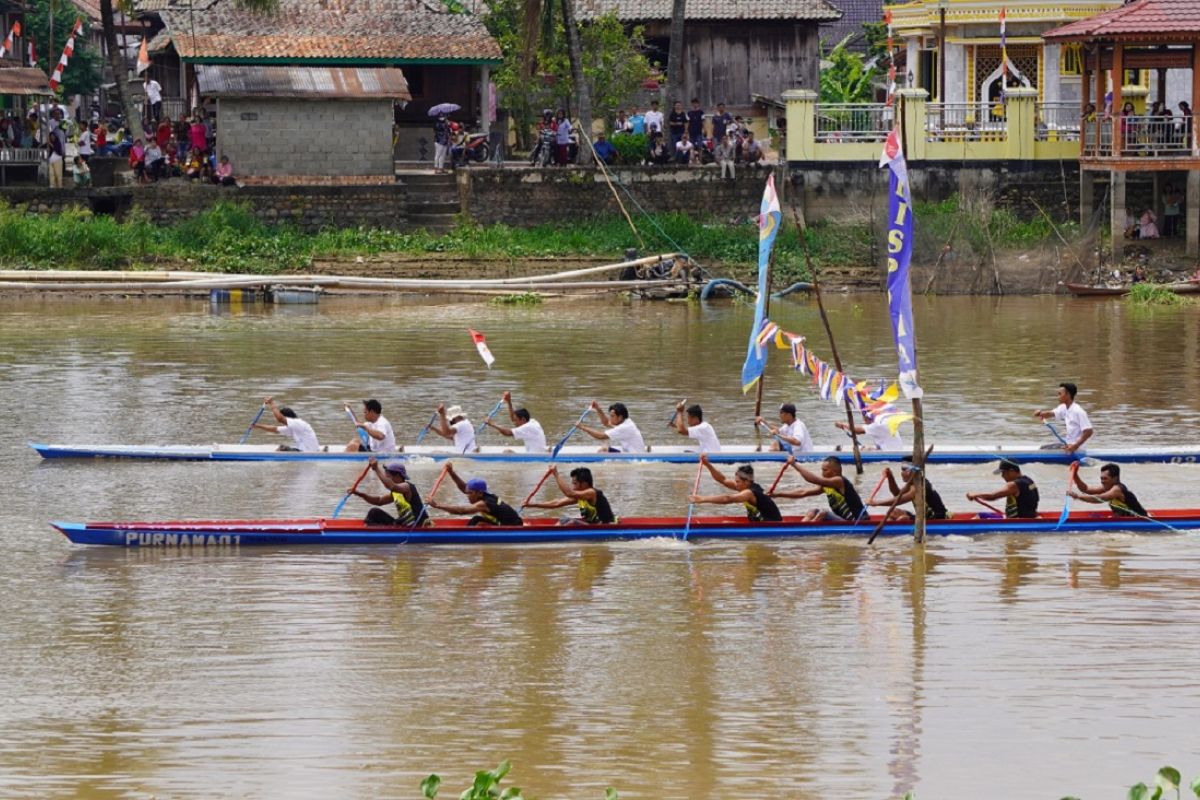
[1127, 282, 1192, 306]
[490, 292, 543, 305]
[608, 133, 649, 165]
[818, 34, 879, 104]
[420, 760, 618, 800]
[914, 197, 1078, 252]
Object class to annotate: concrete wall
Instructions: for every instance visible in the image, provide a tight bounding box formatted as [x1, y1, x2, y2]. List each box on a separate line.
[216, 98, 394, 178]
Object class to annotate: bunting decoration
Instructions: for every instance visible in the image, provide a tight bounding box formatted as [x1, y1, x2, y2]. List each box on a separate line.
[47, 18, 83, 92]
[0, 21, 20, 60]
[468, 328, 495, 368]
[884, 9, 896, 106]
[740, 174, 782, 393]
[999, 7, 1008, 98]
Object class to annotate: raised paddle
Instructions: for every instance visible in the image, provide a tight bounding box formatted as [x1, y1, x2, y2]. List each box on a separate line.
[520, 466, 556, 508]
[682, 460, 705, 541]
[238, 403, 267, 444]
[1043, 420, 1069, 447]
[332, 463, 373, 519]
[414, 411, 439, 446]
[410, 463, 450, 528]
[475, 397, 506, 436]
[668, 398, 687, 426]
[867, 472, 914, 545]
[867, 473, 888, 504]
[344, 405, 371, 449]
[551, 406, 593, 459]
[767, 460, 791, 494]
[1055, 461, 1081, 529]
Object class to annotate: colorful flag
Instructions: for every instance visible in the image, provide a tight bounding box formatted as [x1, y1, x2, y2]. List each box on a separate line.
[137, 36, 151, 75]
[468, 328, 495, 368]
[879, 129, 922, 399]
[48, 19, 83, 92]
[0, 21, 20, 60]
[740, 174, 782, 393]
[27, 37, 36, 67]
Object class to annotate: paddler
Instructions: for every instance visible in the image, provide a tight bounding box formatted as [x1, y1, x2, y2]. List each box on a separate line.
[252, 396, 320, 452]
[966, 459, 1040, 518]
[868, 456, 950, 521]
[755, 403, 813, 453]
[671, 402, 721, 453]
[345, 399, 396, 454]
[352, 458, 429, 526]
[771, 455, 867, 523]
[688, 455, 782, 521]
[523, 465, 617, 524]
[834, 418, 903, 450]
[431, 403, 477, 453]
[485, 391, 547, 452]
[1033, 382, 1093, 454]
[577, 401, 647, 453]
[426, 463, 523, 526]
[1068, 463, 1148, 517]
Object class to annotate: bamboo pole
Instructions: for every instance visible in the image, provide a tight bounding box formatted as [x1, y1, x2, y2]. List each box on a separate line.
[0, 277, 694, 293]
[899, 90, 927, 545]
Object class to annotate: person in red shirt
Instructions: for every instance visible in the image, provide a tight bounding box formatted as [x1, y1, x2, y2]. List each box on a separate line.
[156, 116, 172, 149]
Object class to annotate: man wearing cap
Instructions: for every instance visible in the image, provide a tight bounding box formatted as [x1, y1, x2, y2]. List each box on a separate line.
[967, 460, 1040, 518]
[346, 399, 396, 454]
[1033, 382, 1094, 454]
[351, 458, 429, 526]
[772, 455, 867, 523]
[689, 455, 782, 521]
[671, 402, 721, 453]
[756, 403, 813, 453]
[433, 403, 476, 453]
[578, 401, 646, 453]
[251, 396, 320, 452]
[869, 457, 949, 521]
[523, 465, 617, 524]
[486, 391, 547, 453]
[427, 462, 523, 526]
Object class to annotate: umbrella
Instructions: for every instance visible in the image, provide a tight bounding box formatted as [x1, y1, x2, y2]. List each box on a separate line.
[427, 103, 461, 117]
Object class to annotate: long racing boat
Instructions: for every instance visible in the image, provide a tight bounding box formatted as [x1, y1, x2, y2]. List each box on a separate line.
[27, 442, 1200, 465]
[52, 509, 1194, 546]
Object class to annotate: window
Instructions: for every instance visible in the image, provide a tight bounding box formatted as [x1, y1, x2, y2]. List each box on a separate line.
[1060, 44, 1082, 76]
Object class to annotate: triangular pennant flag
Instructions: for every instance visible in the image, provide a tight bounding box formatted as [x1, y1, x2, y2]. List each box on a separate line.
[137, 36, 151, 74]
[468, 328, 495, 368]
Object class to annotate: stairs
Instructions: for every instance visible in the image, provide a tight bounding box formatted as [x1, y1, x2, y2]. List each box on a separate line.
[397, 170, 459, 234]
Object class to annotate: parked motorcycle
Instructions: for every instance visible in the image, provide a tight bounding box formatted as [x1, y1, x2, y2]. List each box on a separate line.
[452, 130, 491, 166]
[529, 126, 555, 166]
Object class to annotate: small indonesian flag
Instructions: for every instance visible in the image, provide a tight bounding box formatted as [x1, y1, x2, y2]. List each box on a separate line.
[137, 36, 151, 74]
[28, 37, 36, 67]
[48, 18, 83, 92]
[0, 21, 21, 60]
[469, 328, 495, 368]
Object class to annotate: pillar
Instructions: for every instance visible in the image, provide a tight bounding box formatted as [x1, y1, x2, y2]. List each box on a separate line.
[1153, 172, 1163, 225]
[1004, 87, 1037, 160]
[1110, 169, 1126, 262]
[782, 89, 817, 162]
[479, 65, 490, 136]
[1191, 45, 1200, 153]
[1043, 43, 1061, 105]
[907, 38, 920, 87]
[944, 42, 966, 103]
[898, 88, 928, 160]
[1111, 44, 1124, 155]
[1187, 170, 1199, 257]
[1080, 169, 1094, 228]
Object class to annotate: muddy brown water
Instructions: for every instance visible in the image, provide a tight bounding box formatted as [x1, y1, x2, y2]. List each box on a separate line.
[2, 293, 1199, 799]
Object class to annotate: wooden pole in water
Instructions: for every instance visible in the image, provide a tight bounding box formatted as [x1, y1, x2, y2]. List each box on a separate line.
[752, 252, 773, 451]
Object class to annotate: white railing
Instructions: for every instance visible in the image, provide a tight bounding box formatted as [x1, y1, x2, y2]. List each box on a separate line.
[0, 147, 42, 163]
[815, 103, 893, 143]
[1081, 115, 1198, 157]
[924, 102, 1007, 143]
[1035, 102, 1081, 141]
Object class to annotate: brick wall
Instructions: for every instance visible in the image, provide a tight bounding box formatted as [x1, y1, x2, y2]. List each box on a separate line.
[216, 98, 394, 178]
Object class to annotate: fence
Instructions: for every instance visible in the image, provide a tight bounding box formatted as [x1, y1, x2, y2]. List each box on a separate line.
[815, 104, 892, 143]
[924, 102, 1007, 143]
[1081, 114, 1197, 158]
[1035, 102, 1081, 142]
[0, 147, 42, 163]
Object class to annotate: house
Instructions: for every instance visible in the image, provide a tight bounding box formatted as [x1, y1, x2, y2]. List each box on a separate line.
[820, 0, 882, 53]
[575, 0, 841, 111]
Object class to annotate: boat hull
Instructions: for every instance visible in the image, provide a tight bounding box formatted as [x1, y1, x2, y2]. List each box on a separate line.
[51, 510, 1198, 546]
[28, 442, 1200, 465]
[1066, 280, 1200, 297]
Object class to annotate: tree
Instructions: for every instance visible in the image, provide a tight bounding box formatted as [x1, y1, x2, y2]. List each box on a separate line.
[558, 0, 592, 163]
[818, 35, 879, 104]
[27, 0, 102, 99]
[665, 0, 685, 104]
[515, 0, 593, 161]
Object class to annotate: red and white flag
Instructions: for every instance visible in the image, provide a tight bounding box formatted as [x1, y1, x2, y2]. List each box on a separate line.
[27, 37, 36, 67]
[48, 18, 83, 92]
[469, 329, 495, 368]
[0, 21, 21, 60]
[137, 36, 151, 74]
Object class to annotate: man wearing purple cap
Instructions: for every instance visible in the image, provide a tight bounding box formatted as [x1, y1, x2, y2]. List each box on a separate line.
[350, 458, 428, 526]
[427, 462, 523, 526]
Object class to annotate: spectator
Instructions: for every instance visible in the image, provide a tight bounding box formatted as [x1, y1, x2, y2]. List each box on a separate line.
[156, 116, 172, 149]
[144, 140, 165, 180]
[174, 117, 190, 158]
[213, 154, 236, 186]
[45, 140, 63, 188]
[687, 98, 705, 144]
[95, 123, 108, 155]
[1139, 208, 1160, 239]
[1082, 102, 1097, 123]
[1179, 101, 1194, 148]
[185, 149, 205, 181]
[433, 113, 450, 173]
[712, 102, 733, 140]
[76, 124, 94, 163]
[188, 116, 207, 156]
[613, 109, 633, 135]
[744, 130, 765, 165]
[668, 100, 686, 147]
[1163, 183, 1182, 237]
[144, 77, 163, 123]
[554, 108, 572, 166]
[129, 138, 146, 182]
[647, 125, 670, 165]
[715, 133, 735, 180]
[644, 100, 664, 139]
[675, 131, 696, 165]
[72, 155, 91, 187]
[593, 132, 617, 164]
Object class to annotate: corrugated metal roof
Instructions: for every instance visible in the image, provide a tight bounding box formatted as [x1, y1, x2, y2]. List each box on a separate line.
[1044, 0, 1200, 40]
[196, 65, 411, 99]
[576, 0, 841, 22]
[0, 67, 54, 96]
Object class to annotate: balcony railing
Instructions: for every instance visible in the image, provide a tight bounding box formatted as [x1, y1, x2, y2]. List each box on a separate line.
[924, 103, 1006, 143]
[0, 147, 43, 164]
[1035, 102, 1081, 142]
[815, 103, 893, 143]
[1081, 115, 1198, 158]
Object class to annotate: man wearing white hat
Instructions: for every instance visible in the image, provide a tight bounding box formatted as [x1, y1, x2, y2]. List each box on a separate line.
[433, 402, 477, 453]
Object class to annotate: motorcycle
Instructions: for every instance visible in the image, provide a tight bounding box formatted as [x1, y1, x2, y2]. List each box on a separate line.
[529, 125, 555, 167]
[451, 130, 491, 166]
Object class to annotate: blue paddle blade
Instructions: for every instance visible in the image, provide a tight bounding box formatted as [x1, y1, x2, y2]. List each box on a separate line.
[239, 405, 267, 444]
[476, 399, 505, 435]
[1044, 421, 1069, 447]
[331, 492, 352, 519]
[346, 408, 370, 448]
[414, 412, 438, 445]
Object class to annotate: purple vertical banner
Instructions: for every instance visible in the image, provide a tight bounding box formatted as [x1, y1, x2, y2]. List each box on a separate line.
[879, 130, 922, 399]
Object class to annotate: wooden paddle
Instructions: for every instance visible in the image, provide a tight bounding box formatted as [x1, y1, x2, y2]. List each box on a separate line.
[331, 463, 373, 519]
[411, 463, 450, 528]
[970, 497, 1007, 516]
[414, 411, 439, 446]
[238, 403, 267, 444]
[344, 404, 371, 449]
[767, 460, 791, 494]
[551, 406, 593, 458]
[867, 446, 934, 545]
[682, 460, 705, 541]
[520, 466, 556, 508]
[867, 473, 888, 504]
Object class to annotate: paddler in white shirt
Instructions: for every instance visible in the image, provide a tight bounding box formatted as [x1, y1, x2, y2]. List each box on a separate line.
[252, 396, 320, 452]
[486, 391, 547, 452]
[577, 401, 647, 453]
[1033, 381, 1094, 454]
[433, 403, 477, 453]
[346, 398, 396, 453]
[835, 418, 903, 450]
[756, 403, 813, 453]
[671, 401, 721, 453]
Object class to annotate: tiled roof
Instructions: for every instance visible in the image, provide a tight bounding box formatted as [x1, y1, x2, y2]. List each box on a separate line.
[146, 28, 172, 54]
[196, 64, 411, 99]
[576, 0, 841, 22]
[1044, 0, 1200, 40]
[820, 0, 881, 49]
[163, 0, 502, 63]
[0, 67, 53, 95]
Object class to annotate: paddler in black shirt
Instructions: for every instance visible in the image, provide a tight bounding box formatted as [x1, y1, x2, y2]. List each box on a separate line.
[869, 456, 950, 521]
[1068, 462, 1148, 517]
[523, 465, 617, 524]
[966, 459, 1039, 518]
[689, 455, 783, 522]
[771, 455, 867, 523]
[426, 462, 523, 526]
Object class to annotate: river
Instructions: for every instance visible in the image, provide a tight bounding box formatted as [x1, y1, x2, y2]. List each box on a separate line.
[2, 293, 1199, 798]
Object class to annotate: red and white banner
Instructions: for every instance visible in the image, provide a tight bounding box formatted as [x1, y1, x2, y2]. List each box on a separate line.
[48, 18, 83, 92]
[0, 21, 21, 60]
[468, 329, 495, 368]
[28, 37, 36, 67]
[137, 36, 151, 74]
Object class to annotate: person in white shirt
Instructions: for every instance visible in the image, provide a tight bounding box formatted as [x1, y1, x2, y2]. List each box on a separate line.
[643, 100, 664, 140]
[835, 418, 904, 451]
[672, 402, 721, 453]
[1033, 381, 1094, 454]
[143, 78, 163, 122]
[346, 398, 396, 453]
[434, 403, 477, 453]
[251, 396, 320, 452]
[486, 391, 547, 452]
[756, 403, 813, 453]
[577, 401, 647, 453]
